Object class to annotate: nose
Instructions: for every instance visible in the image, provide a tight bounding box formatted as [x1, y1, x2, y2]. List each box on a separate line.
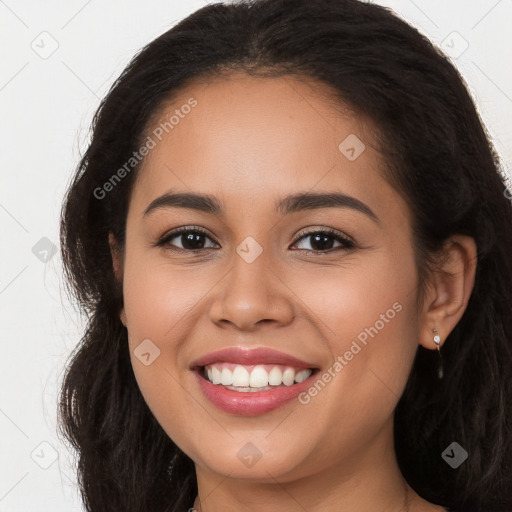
[209, 247, 295, 332]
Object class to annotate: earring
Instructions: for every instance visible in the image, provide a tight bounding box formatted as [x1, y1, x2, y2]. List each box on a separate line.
[433, 328, 444, 379]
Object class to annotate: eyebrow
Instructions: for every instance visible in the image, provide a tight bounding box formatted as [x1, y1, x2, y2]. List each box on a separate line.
[143, 190, 379, 223]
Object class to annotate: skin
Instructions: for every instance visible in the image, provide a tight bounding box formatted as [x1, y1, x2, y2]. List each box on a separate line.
[111, 72, 477, 512]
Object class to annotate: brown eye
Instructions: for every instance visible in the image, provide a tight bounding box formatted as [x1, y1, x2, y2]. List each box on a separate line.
[291, 228, 354, 253]
[157, 227, 219, 252]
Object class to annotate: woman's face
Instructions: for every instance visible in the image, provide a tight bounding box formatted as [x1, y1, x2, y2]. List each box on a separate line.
[117, 73, 422, 482]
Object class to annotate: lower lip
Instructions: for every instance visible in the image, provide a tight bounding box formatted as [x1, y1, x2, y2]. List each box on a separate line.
[194, 369, 317, 416]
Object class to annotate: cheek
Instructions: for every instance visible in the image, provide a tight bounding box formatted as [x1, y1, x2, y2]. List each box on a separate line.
[295, 248, 418, 355]
[120, 249, 201, 404]
[284, 254, 419, 465]
[292, 245, 420, 402]
[122, 252, 208, 341]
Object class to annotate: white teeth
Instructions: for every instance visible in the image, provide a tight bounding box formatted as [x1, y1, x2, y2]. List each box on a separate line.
[232, 365, 250, 387]
[204, 363, 313, 389]
[249, 366, 269, 388]
[212, 366, 222, 384]
[220, 368, 233, 386]
[294, 369, 311, 383]
[268, 366, 282, 386]
[282, 367, 295, 386]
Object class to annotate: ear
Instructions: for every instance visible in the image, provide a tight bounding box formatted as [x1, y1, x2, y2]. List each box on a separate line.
[109, 232, 127, 327]
[418, 235, 477, 350]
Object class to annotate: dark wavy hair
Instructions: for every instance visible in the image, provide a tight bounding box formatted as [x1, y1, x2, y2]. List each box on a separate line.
[58, 0, 512, 510]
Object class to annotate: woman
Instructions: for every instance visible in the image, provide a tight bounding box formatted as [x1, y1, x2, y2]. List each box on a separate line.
[58, 0, 512, 510]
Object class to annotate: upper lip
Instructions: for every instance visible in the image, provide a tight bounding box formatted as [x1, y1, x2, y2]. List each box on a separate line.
[190, 347, 318, 370]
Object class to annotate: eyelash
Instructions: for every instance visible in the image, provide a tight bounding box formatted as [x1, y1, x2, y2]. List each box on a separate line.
[155, 225, 355, 255]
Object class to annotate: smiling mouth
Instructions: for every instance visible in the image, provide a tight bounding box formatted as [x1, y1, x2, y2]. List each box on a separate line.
[195, 362, 319, 392]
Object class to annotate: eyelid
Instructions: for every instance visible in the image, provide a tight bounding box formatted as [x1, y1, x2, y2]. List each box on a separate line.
[292, 226, 355, 247]
[155, 226, 219, 253]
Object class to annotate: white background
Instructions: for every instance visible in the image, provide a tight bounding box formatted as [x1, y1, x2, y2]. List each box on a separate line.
[0, 1, 511, 510]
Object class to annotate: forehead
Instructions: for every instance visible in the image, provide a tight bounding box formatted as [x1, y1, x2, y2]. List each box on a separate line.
[129, 72, 392, 219]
